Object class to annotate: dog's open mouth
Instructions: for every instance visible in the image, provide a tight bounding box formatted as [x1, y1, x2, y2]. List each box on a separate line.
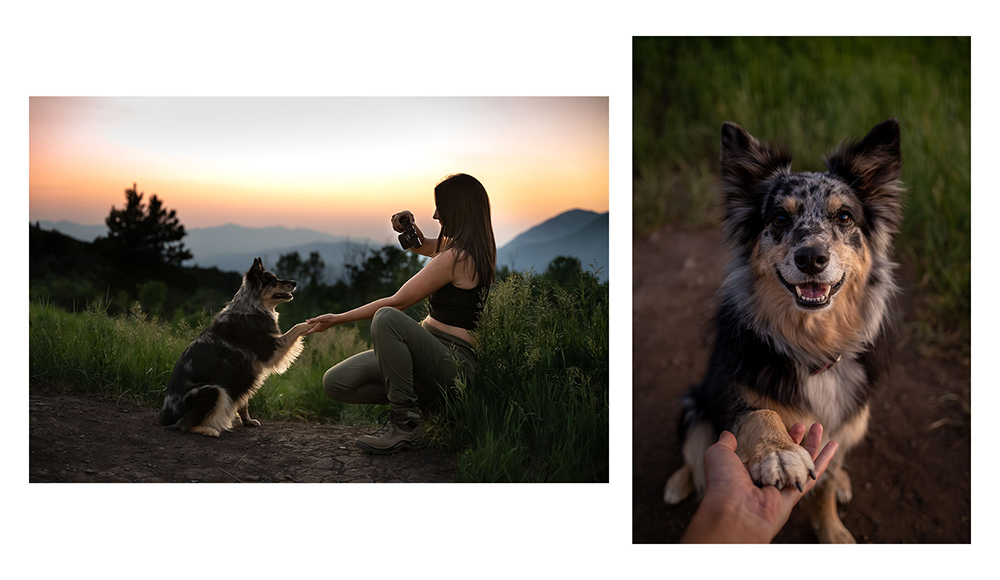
[272, 292, 293, 301]
[776, 270, 845, 309]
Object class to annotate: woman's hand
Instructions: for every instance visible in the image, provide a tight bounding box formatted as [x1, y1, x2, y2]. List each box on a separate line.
[303, 313, 341, 335]
[681, 423, 839, 543]
[391, 211, 416, 233]
[392, 210, 435, 255]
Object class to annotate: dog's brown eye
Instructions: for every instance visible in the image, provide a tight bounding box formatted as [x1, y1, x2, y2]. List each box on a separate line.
[837, 212, 853, 225]
[772, 214, 790, 228]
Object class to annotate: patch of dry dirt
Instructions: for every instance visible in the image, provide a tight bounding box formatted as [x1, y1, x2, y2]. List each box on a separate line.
[29, 387, 457, 483]
[632, 228, 971, 543]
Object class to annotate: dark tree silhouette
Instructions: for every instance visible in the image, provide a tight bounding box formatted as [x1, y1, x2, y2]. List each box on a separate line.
[103, 183, 192, 266]
[275, 252, 304, 280]
[276, 251, 326, 288]
[544, 255, 585, 288]
[301, 251, 326, 288]
[346, 246, 423, 304]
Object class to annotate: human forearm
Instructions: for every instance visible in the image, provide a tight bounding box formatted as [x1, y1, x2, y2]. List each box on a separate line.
[306, 249, 455, 335]
[681, 494, 775, 543]
[411, 236, 438, 257]
[337, 296, 400, 324]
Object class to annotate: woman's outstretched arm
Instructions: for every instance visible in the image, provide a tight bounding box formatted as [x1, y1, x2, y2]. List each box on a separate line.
[303, 248, 458, 334]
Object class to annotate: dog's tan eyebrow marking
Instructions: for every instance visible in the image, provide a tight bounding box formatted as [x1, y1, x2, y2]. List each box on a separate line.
[827, 194, 849, 213]
[778, 196, 798, 214]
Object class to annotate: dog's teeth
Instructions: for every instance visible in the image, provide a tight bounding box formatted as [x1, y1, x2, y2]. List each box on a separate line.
[794, 284, 831, 303]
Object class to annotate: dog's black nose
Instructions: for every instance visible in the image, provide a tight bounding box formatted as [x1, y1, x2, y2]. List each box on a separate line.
[794, 246, 829, 275]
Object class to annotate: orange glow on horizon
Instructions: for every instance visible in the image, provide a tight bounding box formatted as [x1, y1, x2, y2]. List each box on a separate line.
[29, 97, 608, 246]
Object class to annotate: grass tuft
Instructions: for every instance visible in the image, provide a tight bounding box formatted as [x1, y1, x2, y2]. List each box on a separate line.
[433, 272, 609, 482]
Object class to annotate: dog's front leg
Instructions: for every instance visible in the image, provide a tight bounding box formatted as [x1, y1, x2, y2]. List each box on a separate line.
[281, 321, 317, 342]
[735, 409, 816, 492]
[273, 322, 316, 355]
[237, 403, 260, 427]
[802, 455, 856, 543]
[265, 321, 317, 375]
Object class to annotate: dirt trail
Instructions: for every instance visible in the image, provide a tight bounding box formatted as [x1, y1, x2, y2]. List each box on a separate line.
[632, 228, 970, 543]
[29, 387, 457, 483]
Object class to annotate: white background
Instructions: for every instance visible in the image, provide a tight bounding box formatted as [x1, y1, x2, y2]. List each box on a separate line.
[5, 1, 993, 578]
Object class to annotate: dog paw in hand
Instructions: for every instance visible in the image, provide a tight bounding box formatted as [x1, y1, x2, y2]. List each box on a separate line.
[746, 441, 816, 492]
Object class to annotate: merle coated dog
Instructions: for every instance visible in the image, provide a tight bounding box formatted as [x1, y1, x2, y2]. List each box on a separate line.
[159, 257, 314, 437]
[663, 120, 903, 543]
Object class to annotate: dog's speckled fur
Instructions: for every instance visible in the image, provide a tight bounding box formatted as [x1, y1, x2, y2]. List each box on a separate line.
[159, 257, 313, 437]
[663, 120, 903, 543]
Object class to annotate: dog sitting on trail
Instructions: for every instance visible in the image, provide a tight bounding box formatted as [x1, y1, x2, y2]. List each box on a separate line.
[663, 119, 903, 543]
[159, 257, 315, 437]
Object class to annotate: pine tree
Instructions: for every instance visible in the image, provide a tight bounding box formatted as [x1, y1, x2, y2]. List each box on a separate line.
[103, 183, 193, 266]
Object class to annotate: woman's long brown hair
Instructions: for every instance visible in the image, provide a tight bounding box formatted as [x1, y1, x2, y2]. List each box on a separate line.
[434, 173, 496, 286]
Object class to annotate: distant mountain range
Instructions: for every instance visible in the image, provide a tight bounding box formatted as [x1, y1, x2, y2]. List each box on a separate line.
[34, 220, 378, 282]
[497, 209, 609, 281]
[183, 225, 376, 282]
[35, 209, 610, 283]
[36, 221, 107, 242]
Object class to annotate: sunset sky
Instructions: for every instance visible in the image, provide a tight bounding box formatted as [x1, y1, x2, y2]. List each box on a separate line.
[29, 97, 608, 247]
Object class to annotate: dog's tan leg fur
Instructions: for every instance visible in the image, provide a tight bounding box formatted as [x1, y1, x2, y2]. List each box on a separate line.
[800, 404, 868, 543]
[803, 454, 856, 543]
[664, 421, 714, 503]
[663, 465, 694, 504]
[189, 425, 221, 437]
[735, 409, 815, 492]
[237, 403, 259, 427]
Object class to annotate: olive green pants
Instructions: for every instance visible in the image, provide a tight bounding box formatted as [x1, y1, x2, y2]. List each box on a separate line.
[322, 307, 476, 415]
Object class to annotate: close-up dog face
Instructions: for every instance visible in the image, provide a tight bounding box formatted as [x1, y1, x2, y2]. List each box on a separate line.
[244, 257, 297, 309]
[752, 172, 867, 312]
[719, 120, 903, 317]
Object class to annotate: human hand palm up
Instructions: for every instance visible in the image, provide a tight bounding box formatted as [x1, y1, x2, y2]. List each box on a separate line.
[702, 423, 839, 538]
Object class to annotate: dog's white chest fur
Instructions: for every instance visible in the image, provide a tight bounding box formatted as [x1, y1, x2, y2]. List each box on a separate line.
[802, 358, 866, 429]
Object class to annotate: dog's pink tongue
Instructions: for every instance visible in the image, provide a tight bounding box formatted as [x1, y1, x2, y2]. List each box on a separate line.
[799, 283, 828, 299]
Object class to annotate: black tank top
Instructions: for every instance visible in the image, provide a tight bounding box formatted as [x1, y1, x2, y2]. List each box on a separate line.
[428, 282, 489, 330]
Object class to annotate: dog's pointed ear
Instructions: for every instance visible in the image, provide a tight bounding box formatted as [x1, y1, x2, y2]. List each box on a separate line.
[719, 122, 791, 247]
[247, 257, 264, 277]
[824, 118, 904, 232]
[720, 122, 792, 192]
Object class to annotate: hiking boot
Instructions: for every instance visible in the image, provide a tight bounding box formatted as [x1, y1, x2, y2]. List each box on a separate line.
[356, 409, 428, 455]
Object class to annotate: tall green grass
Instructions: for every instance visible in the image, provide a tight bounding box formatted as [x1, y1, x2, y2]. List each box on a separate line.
[249, 323, 383, 425]
[30, 273, 611, 483]
[633, 37, 970, 345]
[434, 272, 609, 482]
[29, 301, 191, 403]
[28, 300, 383, 426]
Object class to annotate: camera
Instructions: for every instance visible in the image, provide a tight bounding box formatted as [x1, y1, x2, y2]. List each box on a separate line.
[397, 215, 421, 250]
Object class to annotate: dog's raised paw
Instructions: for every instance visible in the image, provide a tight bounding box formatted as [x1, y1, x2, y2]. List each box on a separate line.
[746, 442, 815, 492]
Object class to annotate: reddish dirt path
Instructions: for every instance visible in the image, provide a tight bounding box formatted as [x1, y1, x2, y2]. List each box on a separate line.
[29, 386, 457, 483]
[632, 228, 970, 543]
